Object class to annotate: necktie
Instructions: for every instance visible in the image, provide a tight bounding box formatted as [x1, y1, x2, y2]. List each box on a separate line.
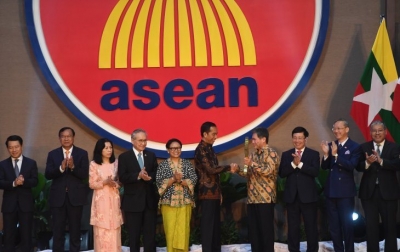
[297, 150, 302, 157]
[376, 144, 381, 184]
[14, 159, 19, 177]
[338, 144, 343, 149]
[376, 144, 381, 155]
[138, 153, 144, 169]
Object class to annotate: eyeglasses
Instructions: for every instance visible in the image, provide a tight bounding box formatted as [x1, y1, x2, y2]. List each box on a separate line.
[332, 127, 346, 131]
[371, 129, 384, 134]
[60, 135, 73, 139]
[169, 147, 182, 151]
[135, 139, 147, 143]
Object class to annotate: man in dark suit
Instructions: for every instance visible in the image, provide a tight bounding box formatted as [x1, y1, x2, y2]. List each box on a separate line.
[356, 120, 400, 252]
[45, 127, 89, 252]
[279, 127, 320, 252]
[118, 128, 158, 252]
[0, 135, 38, 252]
[321, 119, 361, 252]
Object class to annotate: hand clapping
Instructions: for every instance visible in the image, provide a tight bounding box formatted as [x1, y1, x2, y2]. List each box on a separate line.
[173, 170, 182, 183]
[103, 175, 117, 187]
[15, 175, 24, 186]
[139, 167, 152, 181]
[291, 152, 301, 166]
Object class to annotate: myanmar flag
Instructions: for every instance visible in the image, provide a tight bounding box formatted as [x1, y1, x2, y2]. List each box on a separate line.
[351, 18, 400, 143]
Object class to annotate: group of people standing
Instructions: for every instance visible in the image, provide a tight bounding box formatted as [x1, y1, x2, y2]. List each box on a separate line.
[0, 118, 399, 252]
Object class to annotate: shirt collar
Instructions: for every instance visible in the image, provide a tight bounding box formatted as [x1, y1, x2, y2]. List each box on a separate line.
[62, 146, 73, 155]
[338, 138, 349, 146]
[256, 145, 269, 154]
[374, 140, 385, 147]
[200, 140, 212, 147]
[132, 147, 142, 157]
[12, 155, 23, 162]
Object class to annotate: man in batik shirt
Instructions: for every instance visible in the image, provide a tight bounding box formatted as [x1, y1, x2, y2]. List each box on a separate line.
[238, 127, 280, 252]
[194, 121, 237, 252]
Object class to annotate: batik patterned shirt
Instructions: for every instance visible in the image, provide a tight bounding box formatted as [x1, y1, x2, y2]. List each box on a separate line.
[156, 158, 197, 207]
[239, 145, 280, 204]
[194, 140, 231, 200]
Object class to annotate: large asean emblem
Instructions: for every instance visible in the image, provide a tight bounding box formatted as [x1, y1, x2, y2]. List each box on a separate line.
[26, 0, 329, 158]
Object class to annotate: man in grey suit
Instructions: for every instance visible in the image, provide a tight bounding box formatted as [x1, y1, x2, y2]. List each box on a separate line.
[118, 128, 158, 252]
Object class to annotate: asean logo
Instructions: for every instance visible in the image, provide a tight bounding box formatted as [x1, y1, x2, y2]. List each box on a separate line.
[26, 0, 329, 157]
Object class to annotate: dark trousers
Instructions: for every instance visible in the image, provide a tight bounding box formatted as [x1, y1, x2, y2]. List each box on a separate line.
[326, 197, 354, 252]
[124, 208, 157, 252]
[3, 207, 33, 252]
[287, 196, 318, 252]
[200, 200, 221, 252]
[248, 203, 275, 252]
[51, 193, 83, 252]
[362, 185, 398, 252]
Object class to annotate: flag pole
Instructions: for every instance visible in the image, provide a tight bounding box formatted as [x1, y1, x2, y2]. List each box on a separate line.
[380, 0, 386, 21]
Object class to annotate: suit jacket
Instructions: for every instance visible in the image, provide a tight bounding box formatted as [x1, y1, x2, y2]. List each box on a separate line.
[0, 156, 38, 213]
[118, 149, 158, 212]
[279, 147, 320, 204]
[357, 140, 400, 200]
[45, 146, 89, 207]
[321, 138, 361, 198]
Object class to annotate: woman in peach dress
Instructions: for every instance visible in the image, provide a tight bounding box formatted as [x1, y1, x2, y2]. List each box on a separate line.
[89, 138, 123, 252]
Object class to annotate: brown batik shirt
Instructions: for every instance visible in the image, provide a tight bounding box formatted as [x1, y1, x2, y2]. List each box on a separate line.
[194, 140, 231, 200]
[239, 145, 280, 204]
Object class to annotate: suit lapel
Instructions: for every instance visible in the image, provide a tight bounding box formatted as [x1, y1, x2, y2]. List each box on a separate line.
[6, 157, 18, 179]
[143, 150, 148, 169]
[380, 141, 388, 157]
[19, 156, 27, 175]
[130, 149, 141, 170]
[368, 141, 375, 155]
[301, 148, 307, 160]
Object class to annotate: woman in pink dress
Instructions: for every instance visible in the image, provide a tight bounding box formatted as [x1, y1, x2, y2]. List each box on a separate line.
[89, 138, 123, 252]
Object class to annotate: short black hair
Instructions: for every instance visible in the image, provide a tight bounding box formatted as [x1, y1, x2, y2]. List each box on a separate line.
[166, 138, 182, 149]
[252, 127, 269, 143]
[292, 126, 309, 138]
[200, 121, 216, 137]
[93, 138, 116, 165]
[5, 135, 23, 147]
[59, 127, 75, 137]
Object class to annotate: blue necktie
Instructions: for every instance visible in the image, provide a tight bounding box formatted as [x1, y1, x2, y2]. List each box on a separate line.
[138, 153, 144, 169]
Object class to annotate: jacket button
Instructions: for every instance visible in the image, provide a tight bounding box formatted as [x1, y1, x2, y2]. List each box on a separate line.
[339, 178, 341, 180]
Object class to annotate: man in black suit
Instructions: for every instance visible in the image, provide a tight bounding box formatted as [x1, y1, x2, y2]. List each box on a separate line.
[357, 120, 400, 252]
[320, 119, 361, 252]
[45, 127, 89, 252]
[279, 127, 320, 252]
[0, 135, 38, 252]
[118, 128, 158, 252]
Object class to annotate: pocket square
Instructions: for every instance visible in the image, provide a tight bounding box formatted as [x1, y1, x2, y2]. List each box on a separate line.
[345, 150, 350, 154]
